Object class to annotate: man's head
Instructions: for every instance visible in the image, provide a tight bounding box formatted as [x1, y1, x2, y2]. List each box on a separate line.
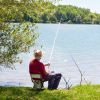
[34, 50, 43, 60]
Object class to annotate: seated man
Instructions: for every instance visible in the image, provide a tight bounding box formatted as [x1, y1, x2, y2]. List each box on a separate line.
[29, 50, 62, 90]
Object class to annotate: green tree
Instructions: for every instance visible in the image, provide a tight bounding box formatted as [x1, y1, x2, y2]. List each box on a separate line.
[95, 15, 100, 24]
[0, 0, 57, 68]
[88, 13, 97, 24]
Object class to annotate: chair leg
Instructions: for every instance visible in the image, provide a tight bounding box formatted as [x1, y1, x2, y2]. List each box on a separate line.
[33, 80, 44, 90]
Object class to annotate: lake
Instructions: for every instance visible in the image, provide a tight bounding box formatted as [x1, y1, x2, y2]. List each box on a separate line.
[0, 24, 100, 88]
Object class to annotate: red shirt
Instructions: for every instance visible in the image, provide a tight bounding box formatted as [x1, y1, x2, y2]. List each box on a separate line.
[29, 59, 47, 79]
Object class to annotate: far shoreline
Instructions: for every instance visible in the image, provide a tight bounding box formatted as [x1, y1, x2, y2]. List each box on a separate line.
[7, 22, 100, 25]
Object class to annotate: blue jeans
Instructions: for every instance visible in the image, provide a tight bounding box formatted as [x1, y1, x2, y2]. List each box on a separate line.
[44, 73, 62, 89]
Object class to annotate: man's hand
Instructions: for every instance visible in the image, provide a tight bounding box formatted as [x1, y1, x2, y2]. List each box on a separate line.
[44, 63, 50, 66]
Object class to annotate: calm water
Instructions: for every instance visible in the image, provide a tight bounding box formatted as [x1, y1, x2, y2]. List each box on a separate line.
[0, 24, 100, 88]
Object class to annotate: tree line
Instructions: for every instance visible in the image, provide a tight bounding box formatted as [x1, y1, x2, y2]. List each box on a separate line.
[11, 4, 100, 24]
[42, 5, 100, 24]
[40, 5, 100, 24]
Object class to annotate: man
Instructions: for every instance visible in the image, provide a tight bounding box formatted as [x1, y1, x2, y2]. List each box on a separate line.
[29, 50, 62, 89]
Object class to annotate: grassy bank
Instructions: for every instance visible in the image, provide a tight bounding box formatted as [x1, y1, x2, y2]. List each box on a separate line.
[0, 85, 100, 100]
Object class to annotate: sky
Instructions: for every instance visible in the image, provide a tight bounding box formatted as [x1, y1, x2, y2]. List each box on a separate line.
[57, 0, 100, 13]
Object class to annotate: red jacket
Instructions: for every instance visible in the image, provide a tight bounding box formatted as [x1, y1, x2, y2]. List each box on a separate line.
[29, 59, 47, 80]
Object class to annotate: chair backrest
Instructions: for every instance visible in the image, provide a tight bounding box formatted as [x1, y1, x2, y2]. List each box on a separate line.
[30, 74, 42, 80]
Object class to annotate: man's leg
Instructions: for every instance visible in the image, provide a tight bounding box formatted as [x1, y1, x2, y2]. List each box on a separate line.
[44, 73, 62, 89]
[52, 73, 62, 89]
[47, 74, 56, 89]
[44, 74, 55, 89]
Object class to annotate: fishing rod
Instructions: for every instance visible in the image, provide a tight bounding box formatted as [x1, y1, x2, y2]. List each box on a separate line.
[47, 12, 63, 73]
[49, 15, 63, 64]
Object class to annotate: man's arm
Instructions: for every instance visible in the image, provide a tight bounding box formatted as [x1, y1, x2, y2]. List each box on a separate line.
[40, 63, 48, 77]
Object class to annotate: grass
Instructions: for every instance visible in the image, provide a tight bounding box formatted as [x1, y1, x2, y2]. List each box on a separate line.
[0, 85, 100, 100]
